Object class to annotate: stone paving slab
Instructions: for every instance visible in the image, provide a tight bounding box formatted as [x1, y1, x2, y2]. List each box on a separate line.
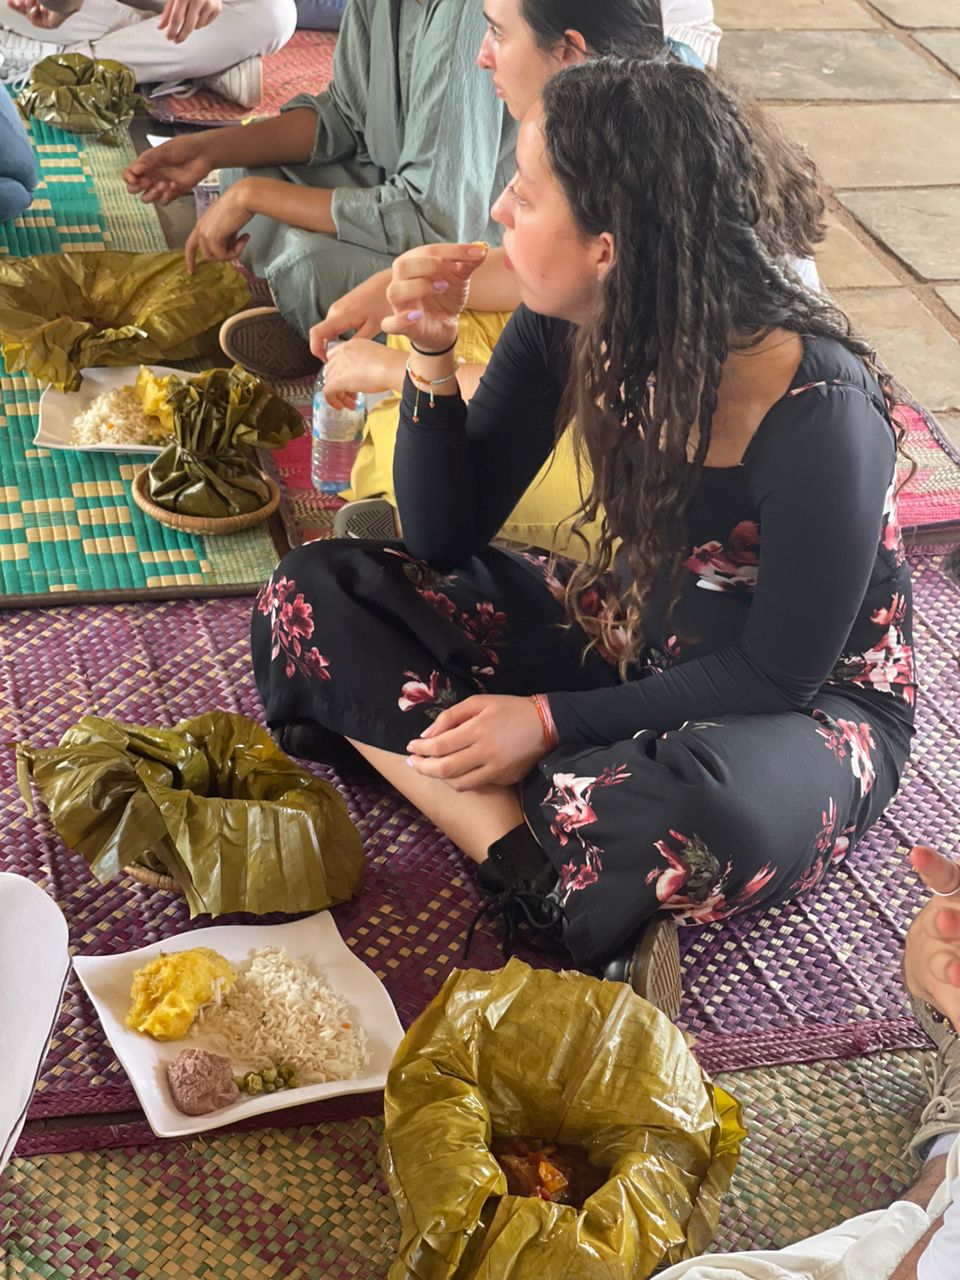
[714, 0, 879, 30]
[720, 31, 960, 101]
[868, 0, 960, 29]
[916, 31, 960, 78]
[839, 189, 960, 281]
[935, 285, 960, 321]
[773, 104, 960, 187]
[834, 287, 960, 412]
[816, 214, 899, 288]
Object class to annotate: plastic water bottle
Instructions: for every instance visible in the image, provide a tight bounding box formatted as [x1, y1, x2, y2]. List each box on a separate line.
[311, 357, 366, 493]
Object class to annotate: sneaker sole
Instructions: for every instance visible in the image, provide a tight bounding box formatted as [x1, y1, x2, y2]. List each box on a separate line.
[628, 915, 682, 1021]
[333, 499, 399, 541]
[219, 307, 319, 382]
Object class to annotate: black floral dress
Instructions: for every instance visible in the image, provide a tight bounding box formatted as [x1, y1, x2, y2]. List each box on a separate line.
[252, 311, 914, 968]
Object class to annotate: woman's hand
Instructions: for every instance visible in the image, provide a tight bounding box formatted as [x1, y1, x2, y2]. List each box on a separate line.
[382, 242, 489, 354]
[904, 844, 960, 1033]
[321, 339, 406, 411]
[183, 183, 251, 273]
[124, 133, 215, 206]
[158, 0, 222, 42]
[406, 694, 547, 790]
[5, 0, 78, 29]
[310, 272, 393, 360]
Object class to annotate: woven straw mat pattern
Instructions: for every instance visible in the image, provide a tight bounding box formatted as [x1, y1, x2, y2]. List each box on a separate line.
[0, 116, 166, 258]
[0, 1050, 930, 1278]
[148, 30, 336, 127]
[0, 120, 281, 602]
[0, 546, 954, 1128]
[0, 365, 281, 602]
[899, 403, 960, 532]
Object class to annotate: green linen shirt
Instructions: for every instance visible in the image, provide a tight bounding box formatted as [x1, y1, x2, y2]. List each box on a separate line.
[283, 0, 516, 255]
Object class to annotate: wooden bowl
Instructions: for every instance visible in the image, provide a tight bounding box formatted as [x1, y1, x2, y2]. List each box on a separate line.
[131, 467, 280, 535]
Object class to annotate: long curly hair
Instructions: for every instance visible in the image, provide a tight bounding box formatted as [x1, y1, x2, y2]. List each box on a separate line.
[540, 59, 894, 674]
[520, 0, 825, 265]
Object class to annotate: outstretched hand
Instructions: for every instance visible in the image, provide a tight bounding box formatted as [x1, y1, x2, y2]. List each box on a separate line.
[5, 0, 78, 29]
[405, 694, 547, 790]
[123, 133, 212, 206]
[904, 844, 960, 1033]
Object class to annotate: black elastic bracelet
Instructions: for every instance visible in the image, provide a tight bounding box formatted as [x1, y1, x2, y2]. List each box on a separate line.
[410, 336, 457, 357]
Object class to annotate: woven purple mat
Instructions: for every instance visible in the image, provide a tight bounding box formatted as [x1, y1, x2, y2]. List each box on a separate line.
[2, 547, 956, 1147]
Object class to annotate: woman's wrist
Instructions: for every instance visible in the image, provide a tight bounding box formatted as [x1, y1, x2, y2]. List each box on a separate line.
[530, 694, 559, 751]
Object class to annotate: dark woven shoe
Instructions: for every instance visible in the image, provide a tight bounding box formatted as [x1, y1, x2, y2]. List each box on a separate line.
[602, 915, 682, 1021]
[219, 306, 320, 381]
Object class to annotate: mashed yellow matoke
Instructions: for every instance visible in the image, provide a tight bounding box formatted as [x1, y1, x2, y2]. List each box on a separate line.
[127, 948, 236, 1040]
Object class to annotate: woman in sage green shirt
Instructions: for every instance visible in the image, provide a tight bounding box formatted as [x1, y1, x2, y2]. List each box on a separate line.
[123, 0, 516, 368]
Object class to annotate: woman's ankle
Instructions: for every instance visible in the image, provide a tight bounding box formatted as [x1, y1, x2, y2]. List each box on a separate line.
[485, 824, 553, 888]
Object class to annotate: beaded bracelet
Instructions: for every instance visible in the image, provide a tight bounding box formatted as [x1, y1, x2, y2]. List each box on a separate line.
[405, 357, 462, 422]
[530, 693, 559, 751]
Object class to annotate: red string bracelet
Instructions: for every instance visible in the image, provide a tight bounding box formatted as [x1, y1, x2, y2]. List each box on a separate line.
[530, 694, 559, 751]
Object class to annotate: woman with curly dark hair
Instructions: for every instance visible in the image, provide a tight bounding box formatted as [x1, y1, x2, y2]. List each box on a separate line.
[252, 59, 914, 1007]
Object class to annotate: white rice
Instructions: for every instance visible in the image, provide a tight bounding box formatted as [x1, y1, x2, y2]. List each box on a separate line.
[191, 947, 369, 1083]
[71, 386, 167, 447]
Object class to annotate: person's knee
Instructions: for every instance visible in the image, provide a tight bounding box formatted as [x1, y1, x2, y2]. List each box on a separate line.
[236, 0, 298, 55]
[0, 178, 32, 224]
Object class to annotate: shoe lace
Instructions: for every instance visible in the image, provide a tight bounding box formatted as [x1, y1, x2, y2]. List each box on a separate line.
[0, 49, 35, 89]
[918, 1044, 960, 1129]
[463, 885, 566, 962]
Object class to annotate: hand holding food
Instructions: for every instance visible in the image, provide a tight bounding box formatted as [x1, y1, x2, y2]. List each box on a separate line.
[381, 242, 489, 354]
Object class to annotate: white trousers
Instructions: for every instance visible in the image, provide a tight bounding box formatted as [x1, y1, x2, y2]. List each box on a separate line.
[656, 1137, 960, 1280]
[662, 0, 722, 68]
[0, 0, 297, 80]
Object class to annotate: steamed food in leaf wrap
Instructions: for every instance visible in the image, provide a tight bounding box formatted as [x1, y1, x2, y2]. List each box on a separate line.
[17, 54, 143, 143]
[0, 250, 251, 391]
[382, 960, 745, 1280]
[17, 711, 364, 917]
[140, 365, 305, 518]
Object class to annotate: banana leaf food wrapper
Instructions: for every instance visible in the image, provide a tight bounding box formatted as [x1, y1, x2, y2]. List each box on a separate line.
[17, 54, 143, 143]
[382, 959, 745, 1280]
[17, 711, 364, 917]
[139, 365, 304, 518]
[0, 249, 251, 391]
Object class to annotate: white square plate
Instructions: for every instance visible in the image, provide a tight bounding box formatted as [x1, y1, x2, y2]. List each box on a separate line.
[73, 913, 404, 1138]
[34, 365, 183, 455]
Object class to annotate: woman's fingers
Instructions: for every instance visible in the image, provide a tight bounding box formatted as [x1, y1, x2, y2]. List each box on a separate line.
[392, 243, 488, 279]
[910, 845, 960, 897]
[934, 906, 960, 939]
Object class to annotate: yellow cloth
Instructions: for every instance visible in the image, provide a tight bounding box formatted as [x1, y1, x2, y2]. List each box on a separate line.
[342, 309, 602, 559]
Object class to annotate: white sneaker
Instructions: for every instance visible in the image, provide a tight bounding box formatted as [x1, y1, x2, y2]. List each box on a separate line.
[197, 55, 263, 110]
[0, 31, 58, 86]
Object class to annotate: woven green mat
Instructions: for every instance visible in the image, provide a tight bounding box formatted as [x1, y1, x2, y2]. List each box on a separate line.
[0, 117, 281, 604]
[0, 1049, 931, 1278]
